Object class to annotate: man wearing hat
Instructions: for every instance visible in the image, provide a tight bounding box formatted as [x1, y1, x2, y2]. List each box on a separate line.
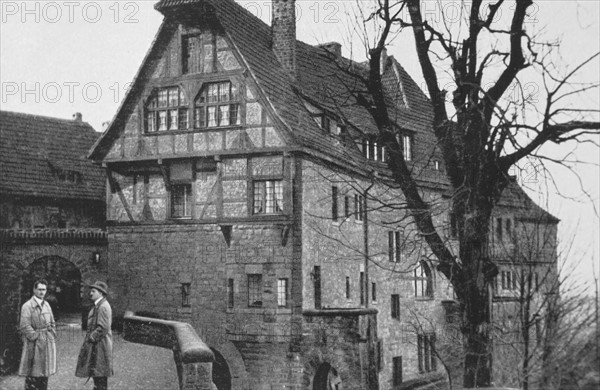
[75, 281, 113, 390]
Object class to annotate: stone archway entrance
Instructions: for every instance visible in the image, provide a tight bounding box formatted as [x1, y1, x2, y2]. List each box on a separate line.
[313, 363, 342, 390]
[210, 348, 232, 390]
[21, 256, 82, 321]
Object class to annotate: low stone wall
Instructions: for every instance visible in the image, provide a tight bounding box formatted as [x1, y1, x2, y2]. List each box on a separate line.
[123, 311, 215, 390]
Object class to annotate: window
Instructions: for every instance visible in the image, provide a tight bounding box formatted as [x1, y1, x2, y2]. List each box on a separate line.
[194, 81, 240, 128]
[181, 283, 191, 307]
[501, 270, 518, 290]
[372, 282, 377, 302]
[354, 194, 364, 221]
[389, 231, 401, 262]
[311, 114, 331, 131]
[391, 294, 400, 319]
[253, 180, 283, 214]
[400, 134, 412, 161]
[171, 184, 192, 218]
[247, 274, 262, 307]
[277, 278, 288, 307]
[496, 217, 503, 240]
[313, 266, 321, 309]
[227, 279, 234, 309]
[360, 272, 365, 305]
[145, 86, 188, 132]
[506, 218, 512, 237]
[414, 261, 433, 298]
[433, 160, 440, 171]
[331, 186, 338, 221]
[362, 137, 385, 161]
[345, 277, 351, 299]
[393, 356, 403, 385]
[417, 333, 437, 373]
[344, 196, 350, 218]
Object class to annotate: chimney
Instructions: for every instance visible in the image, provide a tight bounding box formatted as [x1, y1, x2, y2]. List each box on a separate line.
[272, 0, 296, 77]
[73, 112, 82, 122]
[317, 42, 342, 58]
[379, 47, 388, 75]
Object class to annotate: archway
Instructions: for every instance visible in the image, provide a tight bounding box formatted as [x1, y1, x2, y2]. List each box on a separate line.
[21, 256, 82, 321]
[313, 363, 342, 390]
[210, 348, 232, 390]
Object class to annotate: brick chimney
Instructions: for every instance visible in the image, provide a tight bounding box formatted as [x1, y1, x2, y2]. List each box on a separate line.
[73, 112, 82, 122]
[272, 0, 296, 77]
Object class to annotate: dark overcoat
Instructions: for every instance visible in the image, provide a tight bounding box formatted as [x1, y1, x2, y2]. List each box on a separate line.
[75, 298, 113, 377]
[18, 297, 57, 377]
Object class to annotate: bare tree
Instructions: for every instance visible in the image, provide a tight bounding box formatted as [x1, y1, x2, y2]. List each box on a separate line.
[334, 0, 600, 386]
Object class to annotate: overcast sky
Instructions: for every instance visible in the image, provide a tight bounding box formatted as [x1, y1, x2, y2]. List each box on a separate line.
[1, 0, 598, 292]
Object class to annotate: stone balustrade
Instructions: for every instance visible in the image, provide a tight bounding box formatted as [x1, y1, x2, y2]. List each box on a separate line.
[123, 311, 215, 390]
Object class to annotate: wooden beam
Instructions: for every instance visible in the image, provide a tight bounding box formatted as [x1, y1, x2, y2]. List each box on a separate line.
[106, 169, 135, 222]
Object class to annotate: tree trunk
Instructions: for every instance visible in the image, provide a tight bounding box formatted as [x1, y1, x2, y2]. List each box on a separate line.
[462, 280, 493, 387]
[459, 204, 496, 388]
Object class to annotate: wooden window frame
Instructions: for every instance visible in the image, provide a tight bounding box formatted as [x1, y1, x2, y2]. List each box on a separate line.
[388, 230, 401, 262]
[170, 183, 192, 219]
[145, 86, 188, 133]
[277, 278, 289, 308]
[414, 261, 433, 298]
[252, 180, 283, 215]
[247, 274, 263, 308]
[194, 81, 240, 129]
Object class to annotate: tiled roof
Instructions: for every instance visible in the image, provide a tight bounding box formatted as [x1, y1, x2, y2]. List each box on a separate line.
[498, 179, 560, 223]
[97, 0, 556, 222]
[151, 0, 438, 176]
[0, 111, 105, 201]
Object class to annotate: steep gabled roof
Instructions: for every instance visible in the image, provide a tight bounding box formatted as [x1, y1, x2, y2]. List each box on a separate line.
[498, 179, 560, 223]
[91, 0, 439, 178]
[0, 111, 105, 201]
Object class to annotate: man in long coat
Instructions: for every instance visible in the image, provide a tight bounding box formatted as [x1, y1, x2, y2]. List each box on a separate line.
[75, 281, 113, 390]
[18, 279, 57, 390]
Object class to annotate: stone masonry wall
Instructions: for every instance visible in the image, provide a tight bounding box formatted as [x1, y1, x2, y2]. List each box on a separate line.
[0, 242, 108, 373]
[300, 159, 455, 388]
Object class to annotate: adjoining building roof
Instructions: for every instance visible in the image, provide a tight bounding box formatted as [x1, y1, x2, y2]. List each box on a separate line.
[0, 111, 105, 201]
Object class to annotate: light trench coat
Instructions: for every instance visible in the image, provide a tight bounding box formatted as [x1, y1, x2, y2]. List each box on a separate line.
[75, 298, 113, 377]
[18, 297, 57, 377]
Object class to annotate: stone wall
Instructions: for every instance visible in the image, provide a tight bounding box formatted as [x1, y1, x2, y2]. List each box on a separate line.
[299, 159, 455, 388]
[0, 240, 108, 373]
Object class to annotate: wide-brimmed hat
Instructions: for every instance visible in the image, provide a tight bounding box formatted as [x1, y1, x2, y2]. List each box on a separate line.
[88, 281, 108, 295]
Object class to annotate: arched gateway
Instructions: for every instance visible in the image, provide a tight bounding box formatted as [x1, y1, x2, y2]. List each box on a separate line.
[21, 256, 82, 320]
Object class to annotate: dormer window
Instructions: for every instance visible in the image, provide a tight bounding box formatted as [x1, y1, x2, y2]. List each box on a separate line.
[362, 137, 386, 161]
[400, 134, 413, 161]
[194, 81, 240, 128]
[145, 86, 188, 132]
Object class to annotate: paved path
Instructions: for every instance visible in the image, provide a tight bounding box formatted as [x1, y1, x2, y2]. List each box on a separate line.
[0, 319, 178, 390]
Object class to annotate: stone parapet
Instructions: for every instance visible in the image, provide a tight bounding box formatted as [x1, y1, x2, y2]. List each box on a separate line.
[123, 311, 215, 390]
